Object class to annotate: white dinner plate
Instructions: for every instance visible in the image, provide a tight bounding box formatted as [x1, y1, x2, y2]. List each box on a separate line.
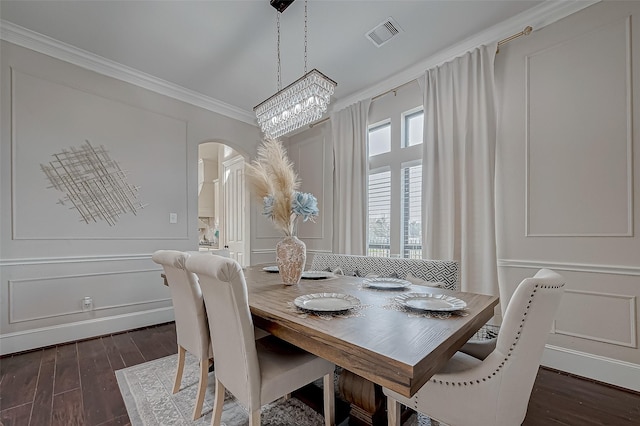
[362, 277, 411, 290]
[294, 293, 361, 312]
[394, 293, 467, 312]
[301, 270, 335, 280]
[262, 265, 279, 273]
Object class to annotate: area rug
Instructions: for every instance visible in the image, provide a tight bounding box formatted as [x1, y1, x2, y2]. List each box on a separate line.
[116, 353, 435, 426]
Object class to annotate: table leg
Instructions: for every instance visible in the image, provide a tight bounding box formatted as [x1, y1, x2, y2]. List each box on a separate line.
[338, 369, 386, 426]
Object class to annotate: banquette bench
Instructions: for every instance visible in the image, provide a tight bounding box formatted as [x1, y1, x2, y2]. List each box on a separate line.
[310, 253, 459, 291]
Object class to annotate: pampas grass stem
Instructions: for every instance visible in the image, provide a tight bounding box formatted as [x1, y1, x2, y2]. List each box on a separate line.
[245, 139, 301, 236]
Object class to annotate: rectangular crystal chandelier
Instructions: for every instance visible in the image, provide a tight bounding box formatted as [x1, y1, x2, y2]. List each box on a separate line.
[254, 68, 336, 139]
[254, 0, 336, 139]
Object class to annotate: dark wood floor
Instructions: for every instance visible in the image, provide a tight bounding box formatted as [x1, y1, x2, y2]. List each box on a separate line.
[0, 322, 638, 426]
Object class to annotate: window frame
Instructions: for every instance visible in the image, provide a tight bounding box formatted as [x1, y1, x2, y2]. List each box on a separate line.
[367, 119, 392, 158]
[400, 159, 422, 259]
[367, 166, 392, 257]
[366, 106, 424, 258]
[401, 107, 424, 148]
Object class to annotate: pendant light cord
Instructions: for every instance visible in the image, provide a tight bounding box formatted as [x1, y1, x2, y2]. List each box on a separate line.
[276, 0, 309, 91]
[277, 11, 282, 91]
[304, 0, 308, 74]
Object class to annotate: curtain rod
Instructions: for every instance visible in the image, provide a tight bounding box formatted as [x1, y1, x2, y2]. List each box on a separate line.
[309, 26, 533, 129]
[497, 25, 533, 53]
[308, 116, 330, 128]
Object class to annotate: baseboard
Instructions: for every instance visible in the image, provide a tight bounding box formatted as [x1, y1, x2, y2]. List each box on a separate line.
[5, 308, 637, 393]
[542, 344, 640, 392]
[0, 307, 174, 356]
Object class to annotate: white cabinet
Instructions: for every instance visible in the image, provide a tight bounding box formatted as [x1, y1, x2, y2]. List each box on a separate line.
[198, 159, 218, 217]
[198, 159, 205, 195]
[213, 179, 219, 221]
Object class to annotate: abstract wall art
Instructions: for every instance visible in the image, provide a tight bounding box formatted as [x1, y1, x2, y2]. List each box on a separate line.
[41, 140, 146, 226]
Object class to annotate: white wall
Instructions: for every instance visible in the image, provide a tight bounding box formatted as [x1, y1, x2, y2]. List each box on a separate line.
[2, 0, 637, 391]
[290, 1, 639, 390]
[249, 128, 334, 266]
[495, 1, 639, 389]
[0, 40, 262, 354]
[289, 126, 334, 263]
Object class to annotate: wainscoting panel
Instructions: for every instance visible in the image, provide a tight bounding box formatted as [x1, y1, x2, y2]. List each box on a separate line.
[9, 269, 167, 324]
[497, 259, 640, 276]
[253, 206, 282, 240]
[250, 249, 277, 266]
[294, 138, 327, 240]
[498, 259, 640, 390]
[496, 1, 640, 393]
[251, 249, 332, 269]
[525, 16, 632, 236]
[1, 255, 174, 355]
[253, 128, 333, 261]
[553, 290, 636, 348]
[0, 39, 262, 356]
[0, 253, 153, 267]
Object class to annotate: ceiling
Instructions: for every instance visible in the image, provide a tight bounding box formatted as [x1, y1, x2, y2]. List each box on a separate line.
[0, 0, 545, 122]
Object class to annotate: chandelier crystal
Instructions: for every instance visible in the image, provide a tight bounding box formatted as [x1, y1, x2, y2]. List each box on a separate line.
[254, 0, 336, 139]
[254, 69, 336, 139]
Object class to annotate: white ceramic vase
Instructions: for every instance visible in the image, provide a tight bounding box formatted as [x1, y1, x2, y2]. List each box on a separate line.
[276, 236, 306, 285]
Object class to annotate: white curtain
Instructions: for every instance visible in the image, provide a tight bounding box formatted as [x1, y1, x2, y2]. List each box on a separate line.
[422, 43, 499, 295]
[331, 99, 371, 255]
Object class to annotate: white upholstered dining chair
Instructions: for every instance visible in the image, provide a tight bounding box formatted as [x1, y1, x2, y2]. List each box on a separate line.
[185, 253, 336, 426]
[186, 248, 231, 258]
[152, 250, 212, 420]
[384, 269, 565, 426]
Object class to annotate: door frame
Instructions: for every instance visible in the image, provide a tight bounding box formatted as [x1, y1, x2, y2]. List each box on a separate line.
[221, 154, 250, 266]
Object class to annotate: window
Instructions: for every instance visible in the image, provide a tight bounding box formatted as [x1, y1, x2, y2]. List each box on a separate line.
[401, 163, 422, 258]
[367, 170, 391, 257]
[367, 107, 423, 258]
[368, 122, 391, 156]
[404, 110, 424, 147]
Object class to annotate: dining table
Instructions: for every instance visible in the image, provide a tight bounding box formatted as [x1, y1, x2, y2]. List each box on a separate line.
[243, 265, 499, 425]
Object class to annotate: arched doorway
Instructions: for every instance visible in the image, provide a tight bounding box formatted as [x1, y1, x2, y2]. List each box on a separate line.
[198, 141, 250, 266]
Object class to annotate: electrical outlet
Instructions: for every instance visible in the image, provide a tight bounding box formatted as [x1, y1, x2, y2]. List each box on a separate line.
[169, 213, 178, 223]
[82, 296, 93, 312]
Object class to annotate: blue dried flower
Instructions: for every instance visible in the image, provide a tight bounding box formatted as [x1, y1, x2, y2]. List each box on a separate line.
[291, 192, 319, 222]
[262, 195, 275, 219]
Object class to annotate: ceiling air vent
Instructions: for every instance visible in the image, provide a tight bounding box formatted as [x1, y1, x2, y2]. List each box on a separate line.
[366, 17, 403, 47]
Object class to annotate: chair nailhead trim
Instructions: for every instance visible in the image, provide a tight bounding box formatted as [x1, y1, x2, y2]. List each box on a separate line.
[430, 281, 565, 387]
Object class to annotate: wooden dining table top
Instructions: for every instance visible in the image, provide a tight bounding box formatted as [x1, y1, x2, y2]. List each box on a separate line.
[243, 265, 499, 399]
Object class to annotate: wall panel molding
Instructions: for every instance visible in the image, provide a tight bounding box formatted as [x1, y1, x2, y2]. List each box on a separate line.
[253, 217, 282, 239]
[8, 268, 166, 323]
[10, 68, 190, 240]
[498, 259, 640, 276]
[296, 137, 327, 240]
[251, 249, 277, 255]
[0, 253, 153, 266]
[251, 248, 333, 255]
[552, 289, 636, 348]
[524, 15, 633, 237]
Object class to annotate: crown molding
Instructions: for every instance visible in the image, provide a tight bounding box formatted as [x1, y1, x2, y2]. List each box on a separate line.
[331, 0, 601, 112]
[0, 19, 257, 126]
[1, 1, 599, 125]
